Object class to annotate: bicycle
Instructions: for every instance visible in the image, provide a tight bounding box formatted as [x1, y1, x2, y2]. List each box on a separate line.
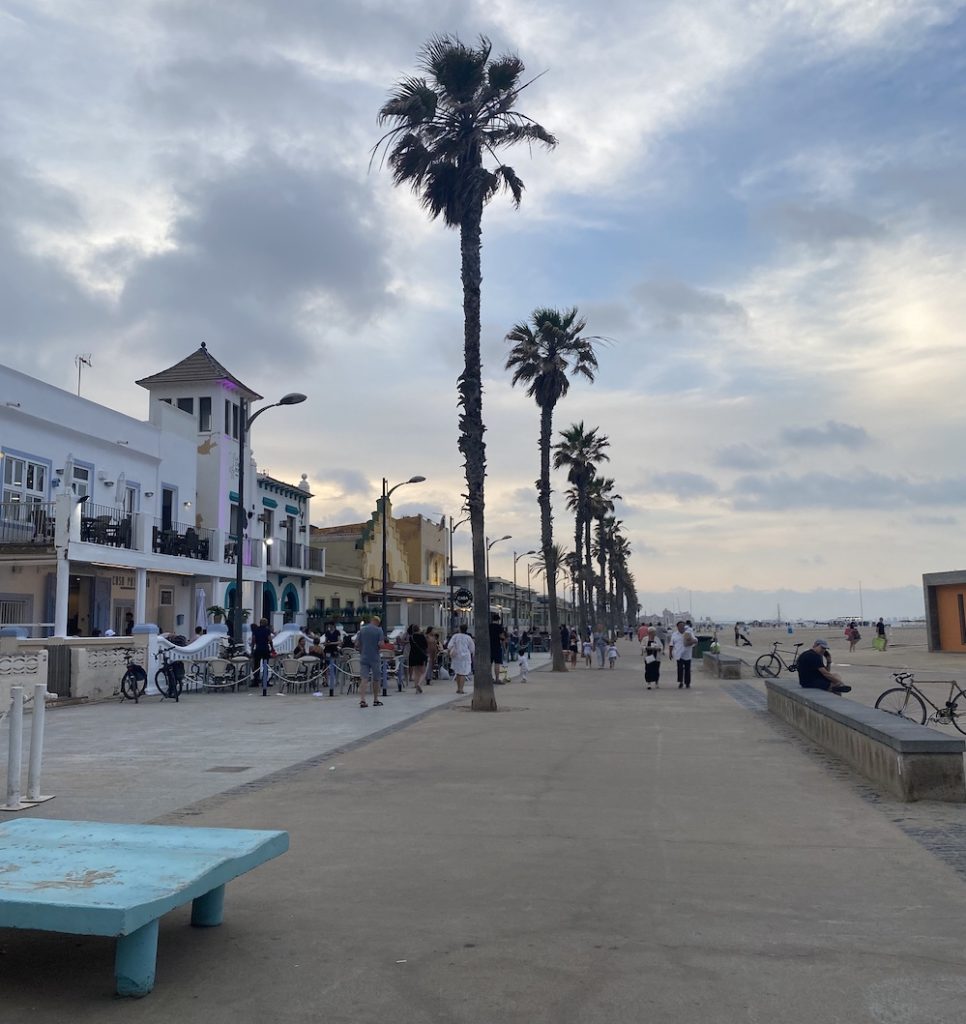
[119, 649, 148, 703]
[154, 648, 184, 702]
[874, 672, 966, 735]
[754, 641, 804, 678]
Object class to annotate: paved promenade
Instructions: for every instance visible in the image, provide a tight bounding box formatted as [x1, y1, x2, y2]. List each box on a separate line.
[4, 645, 966, 1022]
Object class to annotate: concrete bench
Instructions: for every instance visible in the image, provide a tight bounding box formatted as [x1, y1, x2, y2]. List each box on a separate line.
[0, 819, 289, 997]
[765, 678, 966, 802]
[702, 652, 743, 679]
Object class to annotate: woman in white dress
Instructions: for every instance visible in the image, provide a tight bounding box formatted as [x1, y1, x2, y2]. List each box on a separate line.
[446, 623, 475, 695]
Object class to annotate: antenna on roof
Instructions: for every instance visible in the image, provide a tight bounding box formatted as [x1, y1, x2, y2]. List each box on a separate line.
[75, 354, 92, 397]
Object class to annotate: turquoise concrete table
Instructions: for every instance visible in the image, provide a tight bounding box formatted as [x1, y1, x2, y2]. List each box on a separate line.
[0, 819, 289, 997]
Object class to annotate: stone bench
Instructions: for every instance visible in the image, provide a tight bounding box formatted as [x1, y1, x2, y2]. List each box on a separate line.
[0, 819, 289, 997]
[702, 652, 743, 679]
[765, 678, 965, 802]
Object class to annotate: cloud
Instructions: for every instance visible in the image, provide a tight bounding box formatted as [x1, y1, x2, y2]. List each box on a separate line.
[713, 443, 774, 470]
[755, 201, 886, 248]
[119, 151, 393, 356]
[731, 470, 966, 511]
[633, 280, 749, 332]
[649, 472, 720, 500]
[312, 468, 372, 495]
[780, 421, 871, 448]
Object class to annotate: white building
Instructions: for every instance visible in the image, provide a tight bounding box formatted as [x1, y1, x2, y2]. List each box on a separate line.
[0, 345, 322, 637]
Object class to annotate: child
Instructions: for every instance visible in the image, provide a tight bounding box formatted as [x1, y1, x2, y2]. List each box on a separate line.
[518, 648, 529, 683]
[607, 643, 619, 669]
[582, 639, 593, 667]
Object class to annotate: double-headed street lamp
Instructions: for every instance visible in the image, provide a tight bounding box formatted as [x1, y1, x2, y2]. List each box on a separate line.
[449, 514, 470, 632]
[381, 475, 426, 630]
[234, 392, 307, 642]
[513, 550, 536, 632]
[485, 534, 511, 619]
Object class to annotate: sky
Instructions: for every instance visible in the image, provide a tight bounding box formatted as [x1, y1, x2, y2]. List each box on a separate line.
[2, 0, 965, 620]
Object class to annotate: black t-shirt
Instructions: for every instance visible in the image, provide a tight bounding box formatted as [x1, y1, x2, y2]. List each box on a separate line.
[251, 624, 273, 654]
[489, 622, 505, 647]
[797, 648, 829, 689]
[323, 629, 341, 656]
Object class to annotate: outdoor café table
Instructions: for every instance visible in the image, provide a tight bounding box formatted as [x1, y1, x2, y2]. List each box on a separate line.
[0, 819, 288, 997]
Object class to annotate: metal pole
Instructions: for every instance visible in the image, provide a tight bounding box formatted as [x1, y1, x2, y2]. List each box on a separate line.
[449, 516, 455, 634]
[3, 686, 24, 811]
[234, 397, 247, 645]
[513, 552, 518, 633]
[381, 477, 389, 629]
[26, 682, 53, 804]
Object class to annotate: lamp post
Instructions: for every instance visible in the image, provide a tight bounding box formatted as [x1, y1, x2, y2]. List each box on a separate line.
[513, 550, 536, 632]
[380, 475, 426, 631]
[487, 540, 510, 618]
[526, 561, 537, 632]
[449, 514, 470, 633]
[234, 392, 306, 643]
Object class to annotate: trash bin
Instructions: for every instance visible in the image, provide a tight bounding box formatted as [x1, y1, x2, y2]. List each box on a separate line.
[693, 635, 714, 659]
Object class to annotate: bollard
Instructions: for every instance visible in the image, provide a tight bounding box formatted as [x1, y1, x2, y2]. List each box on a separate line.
[2, 686, 25, 812]
[25, 682, 55, 805]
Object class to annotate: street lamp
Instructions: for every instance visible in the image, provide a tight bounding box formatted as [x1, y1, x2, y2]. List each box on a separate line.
[513, 550, 536, 632]
[449, 514, 470, 633]
[381, 475, 426, 632]
[234, 392, 306, 643]
[485, 535, 512, 620]
[526, 561, 539, 633]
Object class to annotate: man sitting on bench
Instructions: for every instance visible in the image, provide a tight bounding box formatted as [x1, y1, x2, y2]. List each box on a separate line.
[797, 638, 851, 694]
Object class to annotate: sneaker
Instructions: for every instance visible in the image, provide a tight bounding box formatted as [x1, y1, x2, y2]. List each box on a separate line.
[830, 685, 852, 694]
[646, 685, 652, 690]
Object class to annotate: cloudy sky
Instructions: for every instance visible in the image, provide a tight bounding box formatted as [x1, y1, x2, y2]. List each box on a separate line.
[3, 0, 965, 619]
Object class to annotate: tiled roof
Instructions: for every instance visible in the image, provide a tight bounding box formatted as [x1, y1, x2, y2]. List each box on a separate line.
[135, 343, 262, 400]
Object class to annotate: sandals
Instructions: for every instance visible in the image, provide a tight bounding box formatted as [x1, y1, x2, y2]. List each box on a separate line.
[359, 700, 368, 708]
[373, 700, 384, 706]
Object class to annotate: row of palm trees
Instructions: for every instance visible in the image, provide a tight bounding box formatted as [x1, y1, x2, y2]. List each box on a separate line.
[377, 34, 635, 705]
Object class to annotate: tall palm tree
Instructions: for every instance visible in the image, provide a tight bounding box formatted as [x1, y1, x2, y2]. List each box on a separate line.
[506, 308, 602, 672]
[554, 422, 609, 635]
[587, 475, 620, 630]
[376, 35, 556, 710]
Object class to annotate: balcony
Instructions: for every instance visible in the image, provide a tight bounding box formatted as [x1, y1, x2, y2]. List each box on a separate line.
[151, 518, 214, 560]
[224, 535, 262, 568]
[81, 503, 134, 549]
[0, 502, 55, 548]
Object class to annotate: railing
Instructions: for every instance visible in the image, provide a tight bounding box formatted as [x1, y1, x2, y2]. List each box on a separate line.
[306, 546, 324, 572]
[152, 518, 215, 560]
[0, 502, 56, 547]
[224, 535, 262, 568]
[278, 542, 304, 570]
[79, 504, 134, 549]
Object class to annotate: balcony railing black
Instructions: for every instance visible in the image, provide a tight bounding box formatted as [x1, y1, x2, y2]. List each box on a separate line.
[224, 534, 262, 568]
[0, 501, 56, 547]
[80, 503, 134, 549]
[152, 518, 214, 560]
[305, 546, 324, 572]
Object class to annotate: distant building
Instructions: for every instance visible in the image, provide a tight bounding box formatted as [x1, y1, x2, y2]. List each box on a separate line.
[923, 571, 966, 652]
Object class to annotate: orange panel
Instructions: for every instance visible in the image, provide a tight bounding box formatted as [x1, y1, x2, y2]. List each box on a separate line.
[935, 585, 966, 652]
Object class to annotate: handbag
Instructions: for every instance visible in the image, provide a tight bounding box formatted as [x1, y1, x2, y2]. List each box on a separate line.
[645, 655, 657, 664]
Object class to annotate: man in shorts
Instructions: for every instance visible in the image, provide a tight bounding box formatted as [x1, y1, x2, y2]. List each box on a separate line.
[355, 615, 385, 707]
[797, 639, 852, 694]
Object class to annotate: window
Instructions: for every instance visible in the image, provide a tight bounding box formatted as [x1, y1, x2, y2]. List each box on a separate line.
[0, 599, 28, 626]
[225, 399, 231, 435]
[124, 485, 138, 514]
[3, 456, 46, 504]
[72, 466, 90, 498]
[232, 403, 239, 440]
[177, 397, 194, 415]
[160, 398, 172, 405]
[199, 396, 211, 432]
[159, 588, 174, 607]
[331, 596, 341, 610]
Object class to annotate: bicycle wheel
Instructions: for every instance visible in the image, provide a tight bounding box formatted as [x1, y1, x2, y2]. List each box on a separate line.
[754, 653, 782, 678]
[875, 687, 926, 725]
[121, 667, 146, 701]
[947, 699, 966, 736]
[155, 668, 172, 697]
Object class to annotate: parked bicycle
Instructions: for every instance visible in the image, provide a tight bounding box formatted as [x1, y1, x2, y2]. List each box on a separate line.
[754, 641, 804, 678]
[875, 671, 966, 735]
[119, 649, 148, 703]
[154, 648, 185, 702]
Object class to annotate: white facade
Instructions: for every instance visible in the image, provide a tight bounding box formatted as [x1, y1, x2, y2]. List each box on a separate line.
[0, 346, 322, 637]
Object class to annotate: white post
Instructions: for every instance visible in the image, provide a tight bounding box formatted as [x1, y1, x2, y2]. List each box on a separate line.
[25, 682, 54, 804]
[3, 686, 24, 811]
[54, 551, 70, 637]
[134, 567, 147, 626]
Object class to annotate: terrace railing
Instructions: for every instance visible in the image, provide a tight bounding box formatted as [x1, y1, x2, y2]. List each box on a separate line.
[0, 502, 56, 548]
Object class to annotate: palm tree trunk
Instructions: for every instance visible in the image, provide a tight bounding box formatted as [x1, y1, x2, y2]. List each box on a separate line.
[597, 518, 607, 634]
[538, 403, 566, 672]
[458, 197, 496, 711]
[584, 508, 595, 626]
[574, 495, 587, 635]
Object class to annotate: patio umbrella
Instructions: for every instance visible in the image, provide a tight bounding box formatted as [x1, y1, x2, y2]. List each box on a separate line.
[195, 587, 207, 632]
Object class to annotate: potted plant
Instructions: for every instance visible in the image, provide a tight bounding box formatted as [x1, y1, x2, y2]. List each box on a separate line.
[207, 605, 227, 623]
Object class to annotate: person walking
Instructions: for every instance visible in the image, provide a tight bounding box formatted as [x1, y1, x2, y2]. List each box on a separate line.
[424, 626, 439, 685]
[875, 617, 887, 650]
[250, 617, 275, 695]
[669, 619, 697, 689]
[847, 620, 860, 653]
[490, 614, 507, 685]
[354, 615, 385, 708]
[408, 625, 429, 693]
[643, 626, 662, 690]
[607, 642, 620, 669]
[594, 627, 607, 670]
[446, 623, 475, 694]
